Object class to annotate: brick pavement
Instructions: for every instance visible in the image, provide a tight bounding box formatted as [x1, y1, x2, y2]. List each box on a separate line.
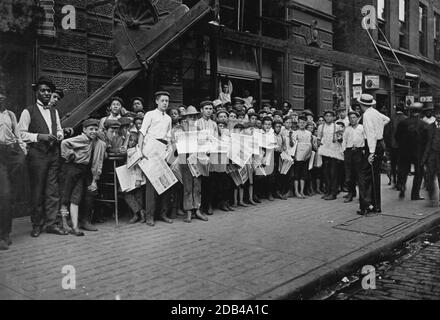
[350, 241, 440, 300]
[1, 176, 440, 300]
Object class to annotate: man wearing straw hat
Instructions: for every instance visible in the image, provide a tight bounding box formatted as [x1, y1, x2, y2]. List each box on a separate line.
[357, 94, 390, 215]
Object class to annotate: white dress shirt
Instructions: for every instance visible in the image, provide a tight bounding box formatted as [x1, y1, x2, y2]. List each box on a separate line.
[139, 108, 172, 142]
[197, 117, 218, 137]
[342, 124, 365, 151]
[362, 107, 390, 154]
[18, 100, 63, 143]
[423, 116, 436, 125]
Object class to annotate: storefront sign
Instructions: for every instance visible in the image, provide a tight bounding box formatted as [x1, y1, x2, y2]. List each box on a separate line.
[365, 75, 380, 89]
[405, 96, 415, 107]
[333, 71, 351, 109]
[420, 96, 433, 103]
[353, 86, 362, 99]
[353, 72, 363, 85]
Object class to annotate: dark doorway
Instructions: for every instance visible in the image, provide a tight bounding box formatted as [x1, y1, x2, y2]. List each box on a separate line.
[304, 65, 319, 115]
[376, 94, 390, 116]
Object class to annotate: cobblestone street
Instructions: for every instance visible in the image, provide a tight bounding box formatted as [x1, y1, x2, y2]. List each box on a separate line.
[347, 230, 440, 300]
[1, 177, 440, 300]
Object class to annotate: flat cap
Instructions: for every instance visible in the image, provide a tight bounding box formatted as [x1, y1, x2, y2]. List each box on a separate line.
[130, 96, 144, 105]
[110, 96, 124, 106]
[82, 118, 100, 128]
[233, 97, 245, 105]
[104, 119, 121, 129]
[119, 117, 133, 126]
[323, 109, 336, 116]
[154, 91, 170, 98]
[199, 100, 214, 109]
[348, 111, 360, 117]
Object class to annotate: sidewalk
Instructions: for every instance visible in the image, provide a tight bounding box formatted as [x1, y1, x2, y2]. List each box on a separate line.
[1, 176, 439, 300]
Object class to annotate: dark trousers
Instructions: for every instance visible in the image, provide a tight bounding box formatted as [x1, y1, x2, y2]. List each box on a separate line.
[0, 144, 27, 240]
[60, 162, 88, 206]
[145, 179, 171, 219]
[322, 156, 339, 196]
[212, 172, 231, 204]
[390, 147, 399, 184]
[358, 142, 385, 211]
[425, 152, 440, 200]
[344, 148, 363, 195]
[27, 146, 60, 229]
[397, 152, 424, 199]
[201, 175, 215, 211]
[181, 164, 202, 211]
[79, 173, 98, 223]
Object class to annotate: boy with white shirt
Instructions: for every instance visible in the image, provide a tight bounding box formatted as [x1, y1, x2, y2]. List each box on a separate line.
[138, 91, 173, 226]
[18, 77, 68, 238]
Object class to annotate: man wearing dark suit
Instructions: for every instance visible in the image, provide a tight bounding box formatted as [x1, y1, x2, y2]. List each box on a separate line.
[384, 103, 407, 188]
[18, 77, 68, 237]
[395, 102, 427, 201]
[422, 106, 440, 207]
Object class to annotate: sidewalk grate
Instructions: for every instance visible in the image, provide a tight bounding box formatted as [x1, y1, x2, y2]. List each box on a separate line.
[333, 214, 418, 238]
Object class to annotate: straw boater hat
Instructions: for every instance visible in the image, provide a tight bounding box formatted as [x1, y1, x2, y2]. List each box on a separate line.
[183, 105, 199, 117]
[357, 94, 376, 106]
[409, 102, 424, 111]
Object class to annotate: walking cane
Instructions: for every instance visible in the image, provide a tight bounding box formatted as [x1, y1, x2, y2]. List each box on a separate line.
[370, 159, 379, 215]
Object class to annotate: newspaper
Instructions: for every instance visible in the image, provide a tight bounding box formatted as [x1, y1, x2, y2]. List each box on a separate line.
[138, 157, 178, 195]
[187, 153, 202, 178]
[308, 151, 316, 171]
[238, 165, 249, 184]
[230, 133, 253, 168]
[170, 158, 183, 184]
[175, 130, 211, 154]
[279, 152, 294, 175]
[116, 165, 146, 192]
[254, 131, 277, 149]
[126, 147, 143, 169]
[142, 137, 167, 160]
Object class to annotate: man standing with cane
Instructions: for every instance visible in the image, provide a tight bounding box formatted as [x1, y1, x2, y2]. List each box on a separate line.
[357, 94, 390, 216]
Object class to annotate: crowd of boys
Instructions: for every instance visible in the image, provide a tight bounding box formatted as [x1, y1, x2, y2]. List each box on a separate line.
[2, 76, 440, 251]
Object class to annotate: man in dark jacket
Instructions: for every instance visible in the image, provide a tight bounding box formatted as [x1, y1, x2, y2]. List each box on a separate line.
[395, 102, 428, 201]
[422, 105, 440, 207]
[384, 103, 407, 188]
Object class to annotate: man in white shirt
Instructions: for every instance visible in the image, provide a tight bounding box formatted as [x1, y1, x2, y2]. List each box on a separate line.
[342, 111, 364, 203]
[18, 77, 68, 237]
[422, 105, 436, 125]
[357, 94, 390, 215]
[138, 91, 173, 226]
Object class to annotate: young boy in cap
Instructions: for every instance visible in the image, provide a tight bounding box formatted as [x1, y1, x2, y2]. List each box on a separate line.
[60, 119, 106, 236]
[179, 106, 208, 222]
[138, 91, 173, 226]
[197, 101, 218, 215]
[131, 97, 145, 114]
[273, 120, 287, 200]
[293, 116, 313, 199]
[317, 110, 344, 200]
[18, 76, 68, 237]
[99, 97, 124, 132]
[0, 93, 27, 250]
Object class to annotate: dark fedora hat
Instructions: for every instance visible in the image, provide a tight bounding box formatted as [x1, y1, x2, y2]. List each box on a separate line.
[32, 76, 56, 92]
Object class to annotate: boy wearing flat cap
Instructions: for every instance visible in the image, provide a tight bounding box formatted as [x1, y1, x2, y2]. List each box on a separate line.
[317, 109, 344, 201]
[99, 96, 124, 132]
[197, 101, 218, 216]
[60, 119, 106, 236]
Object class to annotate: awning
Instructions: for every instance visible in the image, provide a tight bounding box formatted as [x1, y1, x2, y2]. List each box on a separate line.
[219, 28, 414, 80]
[61, 69, 141, 128]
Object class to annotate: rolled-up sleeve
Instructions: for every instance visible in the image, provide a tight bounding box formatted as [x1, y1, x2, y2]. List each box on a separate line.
[18, 109, 39, 143]
[91, 139, 107, 180]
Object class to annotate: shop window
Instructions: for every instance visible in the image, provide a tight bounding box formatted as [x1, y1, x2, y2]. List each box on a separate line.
[419, 4, 427, 56]
[399, 0, 409, 49]
[435, 13, 440, 61]
[377, 0, 387, 42]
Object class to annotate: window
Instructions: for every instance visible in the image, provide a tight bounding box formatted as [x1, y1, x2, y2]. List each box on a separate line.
[377, 0, 387, 42]
[219, 0, 259, 34]
[435, 13, 440, 61]
[419, 4, 427, 56]
[399, 0, 409, 49]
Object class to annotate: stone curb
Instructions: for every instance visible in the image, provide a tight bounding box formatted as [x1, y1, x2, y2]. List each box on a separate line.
[254, 211, 440, 300]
